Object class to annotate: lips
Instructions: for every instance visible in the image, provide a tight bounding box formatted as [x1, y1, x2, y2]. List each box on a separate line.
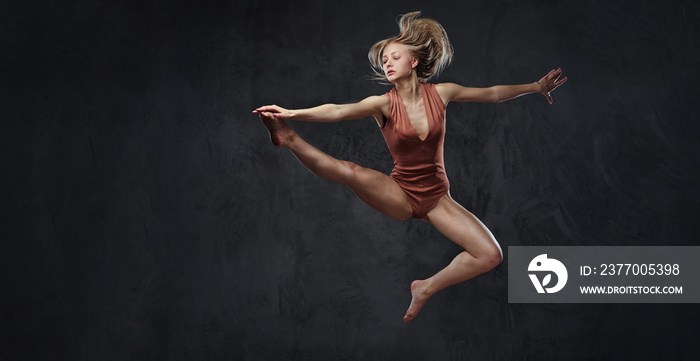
[387, 70, 396, 76]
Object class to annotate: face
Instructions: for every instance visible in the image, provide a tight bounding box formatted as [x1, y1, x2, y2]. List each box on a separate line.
[381, 42, 417, 82]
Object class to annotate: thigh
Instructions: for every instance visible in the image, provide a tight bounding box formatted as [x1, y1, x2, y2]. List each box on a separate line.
[424, 194, 502, 258]
[345, 162, 413, 221]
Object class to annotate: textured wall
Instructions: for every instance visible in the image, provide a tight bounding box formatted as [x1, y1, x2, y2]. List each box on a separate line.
[2, 1, 699, 360]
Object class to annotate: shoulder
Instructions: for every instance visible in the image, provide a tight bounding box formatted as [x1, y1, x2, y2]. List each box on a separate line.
[359, 94, 391, 113]
[433, 83, 456, 105]
[361, 94, 391, 105]
[434, 82, 459, 96]
[357, 94, 391, 127]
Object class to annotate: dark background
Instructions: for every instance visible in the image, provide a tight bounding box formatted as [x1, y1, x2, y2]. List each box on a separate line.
[2, 1, 699, 360]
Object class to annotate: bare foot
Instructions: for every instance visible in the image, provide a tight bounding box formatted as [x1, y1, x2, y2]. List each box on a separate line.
[403, 280, 431, 323]
[259, 114, 295, 147]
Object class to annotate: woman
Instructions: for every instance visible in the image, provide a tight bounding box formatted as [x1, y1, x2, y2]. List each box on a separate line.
[254, 11, 566, 323]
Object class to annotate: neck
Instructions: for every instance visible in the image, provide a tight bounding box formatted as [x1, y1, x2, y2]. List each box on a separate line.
[394, 77, 422, 104]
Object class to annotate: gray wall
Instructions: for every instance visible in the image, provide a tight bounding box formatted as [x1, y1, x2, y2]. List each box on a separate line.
[2, 1, 699, 360]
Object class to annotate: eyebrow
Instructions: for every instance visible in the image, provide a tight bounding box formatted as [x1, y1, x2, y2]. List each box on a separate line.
[382, 51, 401, 59]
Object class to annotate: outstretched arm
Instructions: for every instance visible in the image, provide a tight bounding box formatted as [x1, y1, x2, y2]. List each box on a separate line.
[253, 95, 388, 123]
[438, 68, 567, 104]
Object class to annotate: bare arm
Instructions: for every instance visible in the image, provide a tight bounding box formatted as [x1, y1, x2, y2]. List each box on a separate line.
[438, 68, 567, 104]
[253, 95, 388, 123]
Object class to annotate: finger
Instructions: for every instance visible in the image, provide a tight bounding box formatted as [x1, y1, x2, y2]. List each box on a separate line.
[259, 112, 278, 120]
[546, 93, 553, 104]
[256, 105, 282, 113]
[551, 77, 568, 90]
[541, 70, 553, 81]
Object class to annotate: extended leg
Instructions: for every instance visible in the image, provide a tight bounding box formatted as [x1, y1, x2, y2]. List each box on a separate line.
[260, 114, 413, 220]
[403, 194, 503, 323]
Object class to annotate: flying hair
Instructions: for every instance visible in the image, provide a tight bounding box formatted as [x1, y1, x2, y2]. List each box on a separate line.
[368, 11, 454, 84]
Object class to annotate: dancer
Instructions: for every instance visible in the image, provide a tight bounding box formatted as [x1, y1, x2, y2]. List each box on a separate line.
[254, 11, 566, 323]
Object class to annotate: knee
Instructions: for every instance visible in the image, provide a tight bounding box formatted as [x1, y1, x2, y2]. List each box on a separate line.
[479, 247, 503, 273]
[337, 160, 360, 185]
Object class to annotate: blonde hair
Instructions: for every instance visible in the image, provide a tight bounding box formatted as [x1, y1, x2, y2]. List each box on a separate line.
[368, 11, 454, 83]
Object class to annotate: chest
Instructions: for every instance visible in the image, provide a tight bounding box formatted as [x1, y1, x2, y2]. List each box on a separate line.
[401, 99, 429, 141]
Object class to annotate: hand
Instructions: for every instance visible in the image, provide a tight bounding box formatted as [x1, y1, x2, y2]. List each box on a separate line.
[536, 68, 567, 104]
[252, 105, 296, 120]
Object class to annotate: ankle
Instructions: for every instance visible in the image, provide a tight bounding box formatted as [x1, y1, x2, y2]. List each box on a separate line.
[414, 279, 434, 297]
[284, 132, 299, 148]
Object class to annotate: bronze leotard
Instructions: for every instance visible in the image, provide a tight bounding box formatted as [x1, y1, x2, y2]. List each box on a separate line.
[381, 82, 450, 219]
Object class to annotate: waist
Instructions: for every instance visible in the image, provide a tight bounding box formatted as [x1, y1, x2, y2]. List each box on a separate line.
[391, 163, 445, 178]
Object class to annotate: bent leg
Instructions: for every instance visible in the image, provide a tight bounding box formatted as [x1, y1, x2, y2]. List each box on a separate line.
[403, 194, 503, 323]
[260, 115, 413, 220]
